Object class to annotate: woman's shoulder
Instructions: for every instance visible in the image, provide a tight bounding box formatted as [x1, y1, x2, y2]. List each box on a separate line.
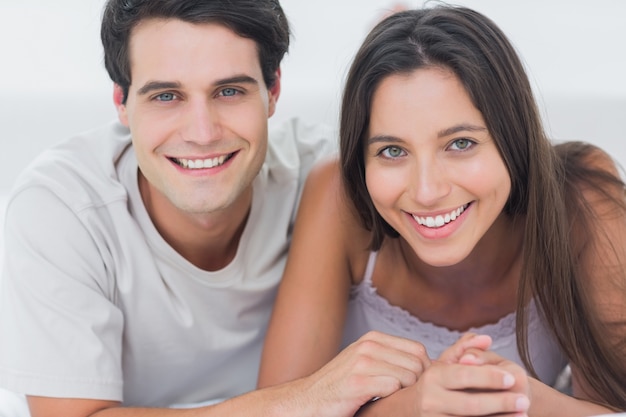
[558, 141, 626, 299]
[553, 141, 625, 224]
[300, 157, 374, 281]
[305, 157, 371, 229]
[554, 141, 623, 183]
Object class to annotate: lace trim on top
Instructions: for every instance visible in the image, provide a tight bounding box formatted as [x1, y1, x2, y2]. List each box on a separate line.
[351, 252, 530, 348]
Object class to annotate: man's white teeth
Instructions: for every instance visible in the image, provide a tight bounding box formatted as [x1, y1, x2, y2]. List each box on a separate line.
[177, 155, 228, 169]
[413, 204, 468, 229]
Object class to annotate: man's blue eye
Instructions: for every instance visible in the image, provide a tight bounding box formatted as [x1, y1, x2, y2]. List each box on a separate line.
[156, 92, 176, 101]
[221, 88, 238, 97]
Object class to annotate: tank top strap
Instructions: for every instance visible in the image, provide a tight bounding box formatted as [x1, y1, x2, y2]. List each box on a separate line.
[363, 251, 379, 285]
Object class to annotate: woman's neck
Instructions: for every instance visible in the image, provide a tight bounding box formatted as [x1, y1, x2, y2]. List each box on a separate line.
[398, 213, 525, 294]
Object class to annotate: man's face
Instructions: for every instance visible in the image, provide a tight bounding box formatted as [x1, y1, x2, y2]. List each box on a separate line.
[115, 19, 279, 216]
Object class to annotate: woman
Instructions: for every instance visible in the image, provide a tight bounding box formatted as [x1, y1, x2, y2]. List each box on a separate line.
[258, 5, 626, 416]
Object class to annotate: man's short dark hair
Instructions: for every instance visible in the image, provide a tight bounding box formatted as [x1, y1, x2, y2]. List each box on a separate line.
[101, 0, 290, 102]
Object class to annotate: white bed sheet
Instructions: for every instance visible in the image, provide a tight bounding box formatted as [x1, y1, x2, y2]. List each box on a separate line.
[0, 193, 29, 417]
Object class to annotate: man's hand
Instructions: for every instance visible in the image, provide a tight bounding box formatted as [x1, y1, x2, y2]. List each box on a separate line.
[300, 331, 431, 417]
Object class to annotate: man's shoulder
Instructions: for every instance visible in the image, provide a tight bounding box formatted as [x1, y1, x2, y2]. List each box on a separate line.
[266, 118, 337, 179]
[9, 121, 132, 211]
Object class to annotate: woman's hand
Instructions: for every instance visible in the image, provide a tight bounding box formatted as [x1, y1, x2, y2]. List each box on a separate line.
[410, 334, 531, 416]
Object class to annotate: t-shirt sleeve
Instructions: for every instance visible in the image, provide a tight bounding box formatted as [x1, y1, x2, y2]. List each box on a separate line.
[293, 118, 337, 178]
[267, 118, 338, 226]
[0, 186, 124, 401]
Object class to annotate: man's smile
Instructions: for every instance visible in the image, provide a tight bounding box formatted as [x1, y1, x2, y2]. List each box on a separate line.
[169, 152, 236, 170]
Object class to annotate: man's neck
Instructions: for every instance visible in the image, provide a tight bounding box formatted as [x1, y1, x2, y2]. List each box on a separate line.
[139, 175, 253, 271]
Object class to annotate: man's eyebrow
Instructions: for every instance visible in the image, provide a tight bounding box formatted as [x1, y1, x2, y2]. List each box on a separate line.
[214, 75, 259, 86]
[136, 75, 259, 96]
[137, 81, 182, 96]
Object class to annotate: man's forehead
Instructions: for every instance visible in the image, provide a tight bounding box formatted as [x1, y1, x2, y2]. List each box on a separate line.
[126, 18, 263, 85]
[128, 18, 253, 48]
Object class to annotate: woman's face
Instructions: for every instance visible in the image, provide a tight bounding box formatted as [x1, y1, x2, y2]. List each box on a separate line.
[364, 67, 511, 267]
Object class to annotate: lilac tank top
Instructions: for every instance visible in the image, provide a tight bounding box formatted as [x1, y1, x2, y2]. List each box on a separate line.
[341, 252, 568, 386]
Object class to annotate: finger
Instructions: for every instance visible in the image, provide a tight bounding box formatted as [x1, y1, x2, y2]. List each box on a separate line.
[332, 332, 432, 390]
[498, 361, 531, 394]
[462, 334, 492, 350]
[435, 390, 530, 416]
[359, 330, 431, 360]
[350, 353, 426, 388]
[355, 331, 432, 371]
[439, 333, 492, 363]
[459, 348, 505, 365]
[457, 352, 530, 392]
[438, 363, 517, 391]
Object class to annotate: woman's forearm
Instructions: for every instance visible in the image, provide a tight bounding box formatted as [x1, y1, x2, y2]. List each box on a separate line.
[528, 378, 618, 417]
[355, 376, 620, 417]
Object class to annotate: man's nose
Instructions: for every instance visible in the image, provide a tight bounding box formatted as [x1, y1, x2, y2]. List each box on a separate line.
[181, 98, 223, 145]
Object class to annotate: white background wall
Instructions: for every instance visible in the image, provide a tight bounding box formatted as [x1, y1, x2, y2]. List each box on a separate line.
[2, 0, 626, 253]
[1, 0, 625, 194]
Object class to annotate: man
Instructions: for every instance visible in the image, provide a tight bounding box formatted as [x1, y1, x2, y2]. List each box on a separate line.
[0, 1, 424, 416]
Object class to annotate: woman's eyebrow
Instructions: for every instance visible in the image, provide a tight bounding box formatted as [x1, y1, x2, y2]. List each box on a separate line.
[367, 135, 403, 146]
[366, 123, 487, 145]
[437, 123, 487, 138]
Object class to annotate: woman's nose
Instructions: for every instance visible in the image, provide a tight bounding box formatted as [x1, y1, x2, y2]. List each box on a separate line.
[409, 158, 451, 207]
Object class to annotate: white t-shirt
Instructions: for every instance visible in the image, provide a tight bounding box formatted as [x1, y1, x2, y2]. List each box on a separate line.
[0, 119, 335, 407]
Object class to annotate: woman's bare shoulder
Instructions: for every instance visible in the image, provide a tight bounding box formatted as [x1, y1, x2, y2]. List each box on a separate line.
[302, 158, 374, 281]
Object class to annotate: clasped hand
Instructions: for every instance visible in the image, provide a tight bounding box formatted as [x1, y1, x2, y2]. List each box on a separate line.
[411, 333, 531, 417]
[305, 331, 530, 417]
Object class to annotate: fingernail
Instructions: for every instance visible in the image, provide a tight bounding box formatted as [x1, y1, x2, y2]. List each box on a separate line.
[503, 373, 515, 387]
[459, 353, 479, 364]
[516, 395, 530, 411]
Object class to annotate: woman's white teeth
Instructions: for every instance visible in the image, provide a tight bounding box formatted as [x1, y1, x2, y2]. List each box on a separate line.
[178, 155, 227, 169]
[413, 204, 468, 228]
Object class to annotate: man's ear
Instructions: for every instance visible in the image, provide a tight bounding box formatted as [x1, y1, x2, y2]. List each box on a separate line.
[267, 68, 281, 118]
[113, 84, 129, 126]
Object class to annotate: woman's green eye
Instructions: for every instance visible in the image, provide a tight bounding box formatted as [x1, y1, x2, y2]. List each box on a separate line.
[451, 138, 474, 151]
[456, 139, 469, 149]
[382, 146, 404, 158]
